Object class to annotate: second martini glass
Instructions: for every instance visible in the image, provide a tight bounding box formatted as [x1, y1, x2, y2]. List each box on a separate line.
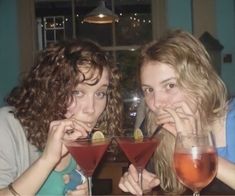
[64, 137, 111, 196]
[115, 135, 161, 191]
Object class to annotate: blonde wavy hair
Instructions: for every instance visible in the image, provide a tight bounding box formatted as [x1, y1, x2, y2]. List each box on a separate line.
[139, 29, 228, 194]
[7, 39, 123, 151]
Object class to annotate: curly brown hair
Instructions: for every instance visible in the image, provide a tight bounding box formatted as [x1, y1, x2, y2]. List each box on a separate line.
[7, 39, 123, 151]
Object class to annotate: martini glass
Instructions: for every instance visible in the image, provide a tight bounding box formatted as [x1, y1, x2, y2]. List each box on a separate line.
[64, 137, 111, 196]
[173, 132, 218, 196]
[115, 136, 161, 191]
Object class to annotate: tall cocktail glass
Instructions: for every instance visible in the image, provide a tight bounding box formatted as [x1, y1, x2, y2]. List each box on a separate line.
[173, 132, 218, 196]
[115, 136, 161, 190]
[64, 137, 111, 196]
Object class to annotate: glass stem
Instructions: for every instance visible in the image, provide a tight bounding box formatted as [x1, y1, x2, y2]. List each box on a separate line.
[87, 176, 92, 196]
[138, 168, 143, 191]
[193, 191, 200, 196]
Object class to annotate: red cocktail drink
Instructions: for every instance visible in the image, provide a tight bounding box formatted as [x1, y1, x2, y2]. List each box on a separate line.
[66, 140, 110, 176]
[116, 136, 161, 190]
[65, 138, 111, 195]
[116, 137, 160, 169]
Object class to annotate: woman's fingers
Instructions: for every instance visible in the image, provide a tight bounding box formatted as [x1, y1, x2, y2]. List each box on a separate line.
[71, 118, 93, 134]
[173, 101, 195, 115]
[44, 118, 92, 162]
[155, 112, 174, 124]
[128, 164, 139, 180]
[50, 118, 93, 141]
[163, 108, 196, 134]
[172, 101, 200, 132]
[118, 164, 159, 195]
[118, 164, 142, 195]
[66, 181, 88, 196]
[142, 169, 160, 193]
[119, 172, 142, 195]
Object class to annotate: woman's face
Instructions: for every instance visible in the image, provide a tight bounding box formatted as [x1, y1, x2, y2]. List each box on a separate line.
[65, 67, 109, 129]
[140, 61, 197, 131]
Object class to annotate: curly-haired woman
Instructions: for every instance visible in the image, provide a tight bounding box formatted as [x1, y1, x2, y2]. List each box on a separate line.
[0, 39, 122, 195]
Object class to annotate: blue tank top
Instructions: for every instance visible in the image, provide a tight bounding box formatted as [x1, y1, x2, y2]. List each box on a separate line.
[37, 158, 78, 195]
[217, 98, 235, 163]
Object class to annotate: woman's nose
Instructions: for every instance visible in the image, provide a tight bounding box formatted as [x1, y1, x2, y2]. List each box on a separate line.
[153, 92, 167, 108]
[83, 96, 95, 114]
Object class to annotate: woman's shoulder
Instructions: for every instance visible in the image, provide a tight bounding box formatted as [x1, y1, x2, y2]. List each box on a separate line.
[226, 98, 235, 126]
[0, 106, 24, 137]
[228, 97, 235, 108]
[0, 106, 15, 119]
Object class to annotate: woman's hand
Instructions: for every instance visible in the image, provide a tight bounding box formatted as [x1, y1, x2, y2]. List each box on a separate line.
[154, 101, 200, 135]
[41, 118, 91, 165]
[119, 164, 160, 195]
[66, 182, 88, 196]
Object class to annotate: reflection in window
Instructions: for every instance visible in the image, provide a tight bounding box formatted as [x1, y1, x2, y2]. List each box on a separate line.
[116, 49, 142, 130]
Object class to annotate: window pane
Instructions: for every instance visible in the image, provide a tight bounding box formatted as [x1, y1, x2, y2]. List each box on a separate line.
[55, 17, 64, 28]
[56, 30, 64, 40]
[76, 23, 112, 46]
[64, 16, 73, 39]
[46, 30, 54, 41]
[115, 0, 152, 45]
[36, 1, 72, 43]
[44, 17, 54, 29]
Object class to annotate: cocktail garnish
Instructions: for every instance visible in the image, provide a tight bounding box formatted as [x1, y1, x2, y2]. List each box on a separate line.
[91, 131, 105, 142]
[134, 128, 144, 141]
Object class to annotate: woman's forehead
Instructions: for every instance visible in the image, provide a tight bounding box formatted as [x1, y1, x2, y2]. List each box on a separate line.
[141, 61, 175, 78]
[78, 66, 109, 85]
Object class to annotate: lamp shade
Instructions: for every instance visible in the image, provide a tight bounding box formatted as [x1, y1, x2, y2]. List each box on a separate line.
[83, 1, 119, 24]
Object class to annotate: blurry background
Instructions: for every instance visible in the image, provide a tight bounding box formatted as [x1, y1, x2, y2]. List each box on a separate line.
[0, 0, 235, 131]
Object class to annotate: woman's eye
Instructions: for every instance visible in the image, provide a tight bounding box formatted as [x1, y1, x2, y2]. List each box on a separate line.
[143, 88, 153, 95]
[166, 83, 176, 89]
[96, 91, 107, 99]
[72, 90, 83, 97]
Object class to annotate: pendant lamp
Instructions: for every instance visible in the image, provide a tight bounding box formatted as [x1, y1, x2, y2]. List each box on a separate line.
[83, 1, 119, 24]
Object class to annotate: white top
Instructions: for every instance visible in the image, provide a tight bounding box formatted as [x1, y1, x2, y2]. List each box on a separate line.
[0, 106, 40, 188]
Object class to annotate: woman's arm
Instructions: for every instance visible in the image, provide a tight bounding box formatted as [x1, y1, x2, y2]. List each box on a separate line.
[217, 157, 235, 189]
[0, 155, 56, 195]
[0, 118, 89, 195]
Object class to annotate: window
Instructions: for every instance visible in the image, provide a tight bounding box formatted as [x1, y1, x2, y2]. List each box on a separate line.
[35, 0, 153, 131]
[43, 16, 65, 46]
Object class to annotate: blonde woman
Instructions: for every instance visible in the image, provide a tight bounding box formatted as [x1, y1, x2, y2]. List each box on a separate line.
[119, 30, 235, 195]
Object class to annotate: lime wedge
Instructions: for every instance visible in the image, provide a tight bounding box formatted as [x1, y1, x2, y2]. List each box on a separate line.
[134, 128, 144, 141]
[91, 131, 105, 142]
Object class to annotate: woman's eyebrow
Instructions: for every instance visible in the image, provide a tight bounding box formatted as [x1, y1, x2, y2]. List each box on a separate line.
[160, 77, 177, 84]
[76, 83, 109, 91]
[141, 77, 176, 87]
[97, 84, 109, 89]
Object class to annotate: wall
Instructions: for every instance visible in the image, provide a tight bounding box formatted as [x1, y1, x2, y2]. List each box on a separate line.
[216, 0, 235, 95]
[166, 0, 193, 32]
[166, 0, 235, 96]
[0, 0, 35, 106]
[0, 0, 20, 106]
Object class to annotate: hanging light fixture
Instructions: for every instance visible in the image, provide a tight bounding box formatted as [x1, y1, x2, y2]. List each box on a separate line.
[83, 0, 119, 24]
